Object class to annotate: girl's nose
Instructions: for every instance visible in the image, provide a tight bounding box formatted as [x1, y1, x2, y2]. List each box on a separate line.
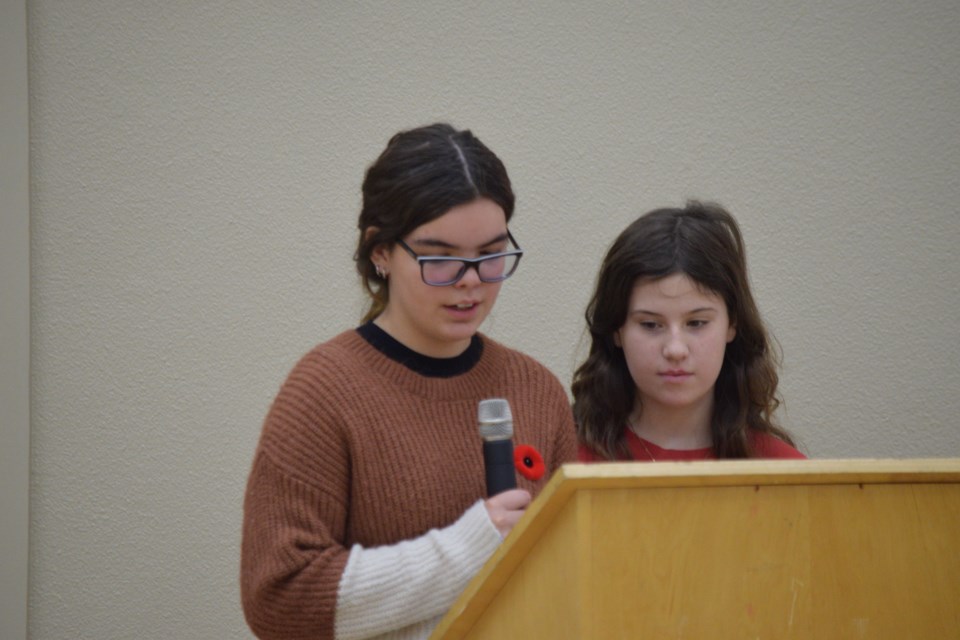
[663, 330, 689, 360]
[454, 262, 484, 288]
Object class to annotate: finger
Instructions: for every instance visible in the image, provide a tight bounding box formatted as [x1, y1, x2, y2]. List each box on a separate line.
[489, 489, 531, 510]
[488, 507, 526, 537]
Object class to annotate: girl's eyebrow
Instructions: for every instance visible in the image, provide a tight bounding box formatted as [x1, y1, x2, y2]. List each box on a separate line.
[629, 306, 720, 317]
[411, 232, 509, 251]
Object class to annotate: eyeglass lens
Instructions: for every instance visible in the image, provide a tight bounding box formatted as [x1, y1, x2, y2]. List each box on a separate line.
[422, 253, 519, 285]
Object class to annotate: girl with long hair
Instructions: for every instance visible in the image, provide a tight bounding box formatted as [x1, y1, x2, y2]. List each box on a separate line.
[573, 202, 804, 462]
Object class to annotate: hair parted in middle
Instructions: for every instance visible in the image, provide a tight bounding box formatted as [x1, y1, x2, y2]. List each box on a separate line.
[572, 201, 795, 460]
[354, 123, 515, 323]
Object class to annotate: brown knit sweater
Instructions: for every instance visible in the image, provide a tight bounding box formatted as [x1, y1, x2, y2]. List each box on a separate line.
[241, 329, 577, 639]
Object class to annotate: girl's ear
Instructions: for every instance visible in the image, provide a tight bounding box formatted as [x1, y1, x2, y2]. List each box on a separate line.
[371, 244, 389, 265]
[726, 324, 736, 343]
[367, 227, 390, 266]
[612, 330, 622, 348]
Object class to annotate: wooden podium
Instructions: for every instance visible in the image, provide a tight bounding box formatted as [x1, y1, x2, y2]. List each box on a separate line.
[431, 459, 960, 639]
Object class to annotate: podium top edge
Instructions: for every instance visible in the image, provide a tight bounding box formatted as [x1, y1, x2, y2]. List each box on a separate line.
[554, 458, 960, 486]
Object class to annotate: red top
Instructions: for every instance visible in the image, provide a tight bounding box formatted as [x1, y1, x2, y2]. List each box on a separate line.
[578, 427, 806, 462]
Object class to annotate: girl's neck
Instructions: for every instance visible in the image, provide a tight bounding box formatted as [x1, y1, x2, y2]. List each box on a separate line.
[628, 401, 713, 450]
[373, 313, 471, 359]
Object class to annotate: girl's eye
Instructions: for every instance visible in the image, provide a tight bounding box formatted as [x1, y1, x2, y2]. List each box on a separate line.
[688, 319, 708, 328]
[639, 321, 660, 330]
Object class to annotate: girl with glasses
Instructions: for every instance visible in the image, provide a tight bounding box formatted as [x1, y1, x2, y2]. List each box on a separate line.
[241, 123, 577, 639]
[573, 202, 804, 462]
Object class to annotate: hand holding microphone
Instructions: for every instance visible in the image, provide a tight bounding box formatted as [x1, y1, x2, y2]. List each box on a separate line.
[478, 398, 531, 538]
[483, 489, 531, 538]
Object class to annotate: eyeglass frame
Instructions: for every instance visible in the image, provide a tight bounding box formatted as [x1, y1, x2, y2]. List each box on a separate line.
[395, 230, 524, 286]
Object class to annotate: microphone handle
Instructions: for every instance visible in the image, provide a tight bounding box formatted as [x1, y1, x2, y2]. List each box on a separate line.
[483, 439, 517, 496]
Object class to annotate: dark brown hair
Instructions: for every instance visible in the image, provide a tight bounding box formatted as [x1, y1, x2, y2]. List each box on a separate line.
[354, 123, 515, 322]
[572, 201, 796, 459]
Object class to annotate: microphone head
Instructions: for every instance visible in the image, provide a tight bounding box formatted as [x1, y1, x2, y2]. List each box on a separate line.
[478, 398, 513, 441]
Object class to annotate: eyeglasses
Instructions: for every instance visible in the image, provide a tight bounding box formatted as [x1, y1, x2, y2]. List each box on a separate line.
[396, 231, 523, 286]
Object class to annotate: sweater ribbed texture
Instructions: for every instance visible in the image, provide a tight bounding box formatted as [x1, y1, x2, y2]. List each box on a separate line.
[335, 500, 498, 639]
[241, 329, 578, 639]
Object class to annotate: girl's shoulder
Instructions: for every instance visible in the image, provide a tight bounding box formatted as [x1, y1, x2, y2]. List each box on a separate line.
[577, 442, 604, 462]
[296, 329, 382, 372]
[749, 431, 807, 459]
[479, 333, 555, 376]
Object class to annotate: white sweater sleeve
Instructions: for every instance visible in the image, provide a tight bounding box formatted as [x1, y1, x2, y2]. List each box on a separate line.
[333, 500, 501, 640]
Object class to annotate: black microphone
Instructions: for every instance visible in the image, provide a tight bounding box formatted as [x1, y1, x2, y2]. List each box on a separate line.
[478, 398, 517, 497]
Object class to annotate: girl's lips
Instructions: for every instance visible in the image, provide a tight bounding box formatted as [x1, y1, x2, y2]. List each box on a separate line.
[659, 370, 692, 381]
[444, 301, 480, 319]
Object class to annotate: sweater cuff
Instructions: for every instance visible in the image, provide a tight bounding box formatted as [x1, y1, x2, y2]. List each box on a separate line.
[333, 500, 502, 639]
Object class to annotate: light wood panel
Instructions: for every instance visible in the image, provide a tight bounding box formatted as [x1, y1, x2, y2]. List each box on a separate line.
[431, 459, 960, 639]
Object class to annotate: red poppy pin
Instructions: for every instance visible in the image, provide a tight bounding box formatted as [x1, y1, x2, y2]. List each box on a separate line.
[514, 444, 545, 481]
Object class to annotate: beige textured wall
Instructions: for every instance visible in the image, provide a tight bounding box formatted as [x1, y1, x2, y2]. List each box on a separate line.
[23, 1, 960, 637]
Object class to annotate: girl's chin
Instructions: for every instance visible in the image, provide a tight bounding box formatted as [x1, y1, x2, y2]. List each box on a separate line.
[446, 315, 495, 342]
[440, 324, 481, 343]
